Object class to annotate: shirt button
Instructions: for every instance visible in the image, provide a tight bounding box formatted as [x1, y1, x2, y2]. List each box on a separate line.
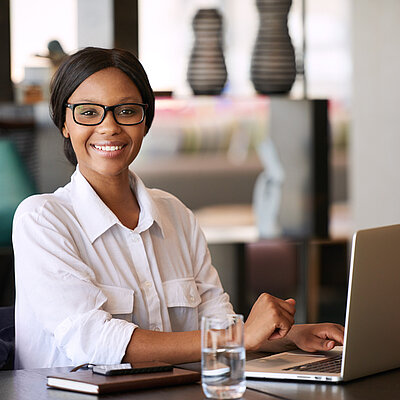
[144, 281, 152, 288]
[190, 295, 195, 303]
[132, 236, 140, 243]
[153, 326, 160, 331]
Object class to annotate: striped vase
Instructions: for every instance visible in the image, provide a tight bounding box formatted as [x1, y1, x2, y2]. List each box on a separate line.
[187, 8, 227, 95]
[250, 0, 296, 94]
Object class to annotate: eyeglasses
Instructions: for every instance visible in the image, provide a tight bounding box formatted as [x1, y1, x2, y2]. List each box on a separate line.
[65, 102, 148, 126]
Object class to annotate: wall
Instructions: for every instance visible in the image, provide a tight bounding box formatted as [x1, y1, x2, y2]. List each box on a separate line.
[77, 0, 113, 49]
[351, 0, 400, 229]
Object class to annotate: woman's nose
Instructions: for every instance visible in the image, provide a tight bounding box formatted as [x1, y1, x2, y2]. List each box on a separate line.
[97, 110, 121, 134]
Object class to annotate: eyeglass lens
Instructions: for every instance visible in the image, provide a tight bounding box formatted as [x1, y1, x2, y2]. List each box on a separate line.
[73, 104, 144, 125]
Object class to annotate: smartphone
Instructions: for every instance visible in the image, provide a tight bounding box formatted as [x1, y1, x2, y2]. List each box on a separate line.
[92, 361, 173, 376]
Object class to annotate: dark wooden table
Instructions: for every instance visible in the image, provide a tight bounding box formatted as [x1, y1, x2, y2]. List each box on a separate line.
[2, 363, 400, 400]
[0, 366, 276, 400]
[246, 367, 400, 400]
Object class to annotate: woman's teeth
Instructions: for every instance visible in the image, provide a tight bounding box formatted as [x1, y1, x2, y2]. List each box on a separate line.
[93, 145, 123, 152]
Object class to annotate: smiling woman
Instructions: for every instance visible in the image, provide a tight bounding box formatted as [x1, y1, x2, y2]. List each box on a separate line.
[49, 47, 155, 166]
[61, 67, 147, 188]
[12, 47, 344, 371]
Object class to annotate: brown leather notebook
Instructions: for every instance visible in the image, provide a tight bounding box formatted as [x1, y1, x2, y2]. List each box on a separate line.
[47, 365, 200, 394]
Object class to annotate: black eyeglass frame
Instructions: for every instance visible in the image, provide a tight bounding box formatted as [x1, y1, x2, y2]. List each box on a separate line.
[65, 102, 148, 126]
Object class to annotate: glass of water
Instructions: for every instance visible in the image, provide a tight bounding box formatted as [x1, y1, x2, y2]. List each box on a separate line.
[201, 314, 246, 399]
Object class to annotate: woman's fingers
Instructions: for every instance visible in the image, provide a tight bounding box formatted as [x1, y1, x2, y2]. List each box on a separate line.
[283, 297, 296, 309]
[287, 323, 345, 352]
[244, 293, 297, 350]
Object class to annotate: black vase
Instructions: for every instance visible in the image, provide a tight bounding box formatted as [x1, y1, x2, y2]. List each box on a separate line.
[187, 8, 227, 95]
[250, 0, 296, 94]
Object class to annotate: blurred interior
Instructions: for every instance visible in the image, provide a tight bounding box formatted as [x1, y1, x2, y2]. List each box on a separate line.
[1, 0, 399, 326]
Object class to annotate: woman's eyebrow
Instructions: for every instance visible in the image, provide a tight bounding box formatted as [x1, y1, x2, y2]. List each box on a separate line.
[71, 97, 142, 104]
[118, 97, 143, 102]
[69, 98, 98, 103]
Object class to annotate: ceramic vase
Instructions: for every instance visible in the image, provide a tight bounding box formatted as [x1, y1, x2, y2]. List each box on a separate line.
[250, 0, 296, 94]
[187, 8, 227, 95]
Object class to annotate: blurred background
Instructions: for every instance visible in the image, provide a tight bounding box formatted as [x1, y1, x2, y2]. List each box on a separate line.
[1, 0, 399, 324]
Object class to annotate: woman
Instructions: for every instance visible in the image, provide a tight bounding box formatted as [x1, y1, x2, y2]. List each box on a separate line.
[13, 47, 343, 369]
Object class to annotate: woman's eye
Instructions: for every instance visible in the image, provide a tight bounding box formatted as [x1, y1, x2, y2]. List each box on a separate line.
[75, 105, 101, 118]
[119, 108, 136, 115]
[80, 109, 98, 116]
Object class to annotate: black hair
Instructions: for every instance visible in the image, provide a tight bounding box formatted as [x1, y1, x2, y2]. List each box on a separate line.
[49, 47, 155, 166]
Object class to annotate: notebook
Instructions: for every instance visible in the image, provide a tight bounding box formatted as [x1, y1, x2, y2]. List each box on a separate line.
[245, 224, 400, 382]
[47, 363, 200, 394]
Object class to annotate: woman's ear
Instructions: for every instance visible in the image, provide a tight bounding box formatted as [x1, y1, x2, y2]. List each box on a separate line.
[62, 124, 69, 138]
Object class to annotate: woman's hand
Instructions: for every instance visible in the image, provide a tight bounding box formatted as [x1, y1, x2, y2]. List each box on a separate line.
[286, 323, 344, 352]
[244, 293, 296, 351]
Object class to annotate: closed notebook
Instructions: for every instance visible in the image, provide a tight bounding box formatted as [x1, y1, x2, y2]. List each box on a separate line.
[47, 366, 200, 394]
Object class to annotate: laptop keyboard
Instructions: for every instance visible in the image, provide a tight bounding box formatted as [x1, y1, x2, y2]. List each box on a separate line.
[284, 354, 342, 373]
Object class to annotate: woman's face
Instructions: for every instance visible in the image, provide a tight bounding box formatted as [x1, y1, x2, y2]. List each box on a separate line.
[63, 67, 146, 183]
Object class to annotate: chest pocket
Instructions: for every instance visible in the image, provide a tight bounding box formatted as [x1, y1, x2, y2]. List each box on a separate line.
[97, 283, 135, 322]
[163, 278, 202, 331]
[163, 278, 201, 308]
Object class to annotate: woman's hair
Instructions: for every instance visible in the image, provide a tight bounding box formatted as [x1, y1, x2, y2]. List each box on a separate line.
[49, 47, 155, 166]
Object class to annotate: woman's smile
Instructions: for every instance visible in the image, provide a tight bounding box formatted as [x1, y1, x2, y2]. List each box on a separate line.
[90, 142, 127, 156]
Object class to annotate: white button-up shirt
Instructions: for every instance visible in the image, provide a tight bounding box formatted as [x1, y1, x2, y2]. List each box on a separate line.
[13, 167, 233, 369]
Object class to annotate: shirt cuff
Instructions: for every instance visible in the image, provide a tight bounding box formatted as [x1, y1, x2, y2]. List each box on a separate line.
[91, 318, 137, 365]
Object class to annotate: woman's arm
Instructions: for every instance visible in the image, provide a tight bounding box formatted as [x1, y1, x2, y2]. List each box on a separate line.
[243, 294, 344, 354]
[13, 203, 135, 366]
[122, 295, 344, 364]
[123, 329, 201, 364]
[255, 322, 345, 353]
[122, 292, 297, 364]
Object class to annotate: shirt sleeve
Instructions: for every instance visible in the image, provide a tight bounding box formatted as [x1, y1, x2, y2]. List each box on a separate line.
[188, 211, 235, 320]
[13, 204, 135, 366]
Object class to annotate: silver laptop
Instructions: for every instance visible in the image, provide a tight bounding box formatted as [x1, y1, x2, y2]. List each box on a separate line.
[245, 224, 400, 382]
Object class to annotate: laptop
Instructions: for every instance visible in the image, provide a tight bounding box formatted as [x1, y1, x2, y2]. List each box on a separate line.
[245, 224, 400, 382]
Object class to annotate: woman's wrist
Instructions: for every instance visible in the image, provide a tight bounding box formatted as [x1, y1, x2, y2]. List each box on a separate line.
[255, 326, 298, 353]
[260, 336, 297, 353]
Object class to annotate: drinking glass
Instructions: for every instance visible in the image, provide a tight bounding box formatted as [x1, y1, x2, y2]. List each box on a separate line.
[201, 314, 246, 399]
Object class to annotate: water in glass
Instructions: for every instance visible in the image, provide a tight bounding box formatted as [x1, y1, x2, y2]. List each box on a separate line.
[201, 314, 246, 399]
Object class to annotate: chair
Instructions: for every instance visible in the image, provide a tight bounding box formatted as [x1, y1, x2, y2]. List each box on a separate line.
[0, 105, 38, 188]
[0, 306, 14, 370]
[0, 139, 36, 246]
[0, 247, 14, 307]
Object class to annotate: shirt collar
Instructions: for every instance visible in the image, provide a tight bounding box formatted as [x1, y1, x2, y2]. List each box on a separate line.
[130, 171, 165, 238]
[70, 166, 165, 243]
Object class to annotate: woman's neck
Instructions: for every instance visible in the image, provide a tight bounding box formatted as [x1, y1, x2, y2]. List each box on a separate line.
[81, 168, 141, 230]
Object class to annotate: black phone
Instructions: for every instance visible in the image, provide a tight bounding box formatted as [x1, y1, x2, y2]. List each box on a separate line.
[92, 361, 173, 376]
